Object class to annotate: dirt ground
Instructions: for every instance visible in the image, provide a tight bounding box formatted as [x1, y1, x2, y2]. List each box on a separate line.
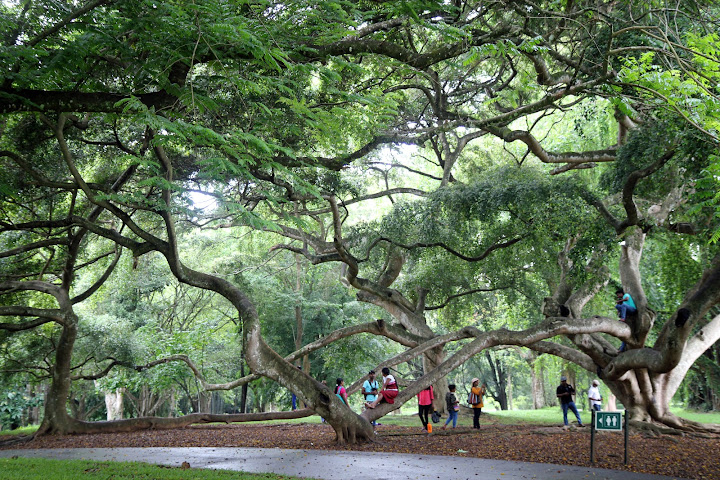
[6, 417, 719, 480]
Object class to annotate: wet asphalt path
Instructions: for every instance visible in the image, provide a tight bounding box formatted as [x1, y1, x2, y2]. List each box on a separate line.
[0, 447, 689, 480]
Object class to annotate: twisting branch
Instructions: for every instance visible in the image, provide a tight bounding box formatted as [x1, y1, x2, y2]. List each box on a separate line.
[619, 149, 675, 230]
[426, 285, 512, 311]
[71, 247, 123, 304]
[373, 234, 527, 262]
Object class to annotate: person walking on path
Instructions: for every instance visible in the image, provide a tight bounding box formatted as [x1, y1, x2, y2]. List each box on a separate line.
[362, 370, 380, 426]
[365, 367, 399, 409]
[335, 378, 348, 405]
[557, 375, 584, 427]
[588, 379, 602, 412]
[442, 384, 459, 430]
[417, 385, 434, 431]
[469, 378, 486, 429]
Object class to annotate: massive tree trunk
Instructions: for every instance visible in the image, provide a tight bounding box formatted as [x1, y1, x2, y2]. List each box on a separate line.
[37, 312, 78, 435]
[539, 220, 720, 434]
[352, 248, 450, 413]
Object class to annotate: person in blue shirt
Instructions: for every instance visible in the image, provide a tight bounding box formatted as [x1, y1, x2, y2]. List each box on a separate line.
[362, 370, 380, 426]
[615, 288, 637, 321]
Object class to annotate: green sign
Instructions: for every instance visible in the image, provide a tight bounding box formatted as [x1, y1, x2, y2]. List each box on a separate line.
[595, 411, 623, 431]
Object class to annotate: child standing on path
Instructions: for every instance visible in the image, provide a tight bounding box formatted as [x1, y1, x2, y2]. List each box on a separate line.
[442, 384, 459, 430]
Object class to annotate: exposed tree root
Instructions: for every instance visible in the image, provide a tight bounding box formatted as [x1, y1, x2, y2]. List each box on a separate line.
[36, 409, 315, 436]
[630, 418, 720, 439]
[0, 433, 36, 447]
[332, 423, 376, 444]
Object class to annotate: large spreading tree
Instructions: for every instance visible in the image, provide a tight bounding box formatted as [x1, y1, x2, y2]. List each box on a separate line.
[1, 0, 719, 443]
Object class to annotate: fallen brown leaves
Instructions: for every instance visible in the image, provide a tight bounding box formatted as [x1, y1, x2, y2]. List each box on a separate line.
[5, 418, 719, 479]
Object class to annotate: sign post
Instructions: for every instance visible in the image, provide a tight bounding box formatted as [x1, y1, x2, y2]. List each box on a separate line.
[590, 411, 627, 465]
[595, 411, 623, 431]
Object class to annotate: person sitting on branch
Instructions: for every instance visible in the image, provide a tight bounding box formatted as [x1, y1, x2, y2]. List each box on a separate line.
[364, 367, 399, 409]
[615, 288, 637, 322]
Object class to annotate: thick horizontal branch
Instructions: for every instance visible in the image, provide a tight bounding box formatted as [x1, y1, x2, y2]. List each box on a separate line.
[0, 280, 62, 297]
[0, 315, 63, 330]
[0, 238, 69, 259]
[0, 89, 177, 114]
[362, 315, 632, 420]
[305, 24, 518, 70]
[523, 340, 596, 372]
[484, 124, 617, 166]
[65, 409, 315, 434]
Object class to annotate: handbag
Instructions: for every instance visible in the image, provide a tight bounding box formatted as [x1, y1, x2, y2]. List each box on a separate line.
[468, 392, 479, 404]
[431, 411, 441, 423]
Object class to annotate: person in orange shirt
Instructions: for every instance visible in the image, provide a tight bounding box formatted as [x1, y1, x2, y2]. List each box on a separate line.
[469, 378, 486, 429]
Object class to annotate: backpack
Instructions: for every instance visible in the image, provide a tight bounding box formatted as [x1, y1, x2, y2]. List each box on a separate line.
[468, 391, 479, 405]
[431, 411, 441, 423]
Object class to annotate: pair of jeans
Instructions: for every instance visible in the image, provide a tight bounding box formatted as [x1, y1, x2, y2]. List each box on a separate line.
[473, 407, 482, 428]
[444, 409, 458, 428]
[592, 403, 602, 412]
[561, 401, 583, 425]
[615, 303, 637, 320]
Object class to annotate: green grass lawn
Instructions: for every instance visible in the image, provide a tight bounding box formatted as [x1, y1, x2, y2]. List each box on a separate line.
[0, 425, 38, 436]
[669, 407, 720, 424]
[2, 406, 718, 437]
[0, 457, 306, 480]
[488, 406, 720, 426]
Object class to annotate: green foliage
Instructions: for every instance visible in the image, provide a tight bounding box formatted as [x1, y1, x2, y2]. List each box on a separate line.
[0, 382, 42, 429]
[691, 154, 720, 243]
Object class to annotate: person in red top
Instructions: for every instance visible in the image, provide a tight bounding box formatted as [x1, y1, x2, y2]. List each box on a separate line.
[334, 378, 348, 405]
[417, 385, 434, 430]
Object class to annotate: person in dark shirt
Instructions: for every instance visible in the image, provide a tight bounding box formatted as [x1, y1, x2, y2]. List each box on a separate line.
[556, 375, 584, 427]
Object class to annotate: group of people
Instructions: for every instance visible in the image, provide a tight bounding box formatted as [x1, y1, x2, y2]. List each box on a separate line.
[309, 288, 627, 427]
[556, 376, 605, 427]
[331, 369, 603, 430]
[359, 369, 488, 431]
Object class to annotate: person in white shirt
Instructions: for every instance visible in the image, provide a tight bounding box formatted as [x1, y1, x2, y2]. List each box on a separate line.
[365, 367, 399, 408]
[588, 379, 602, 412]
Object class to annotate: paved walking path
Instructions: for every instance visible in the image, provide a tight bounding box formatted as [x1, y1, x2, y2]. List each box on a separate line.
[0, 447, 688, 480]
